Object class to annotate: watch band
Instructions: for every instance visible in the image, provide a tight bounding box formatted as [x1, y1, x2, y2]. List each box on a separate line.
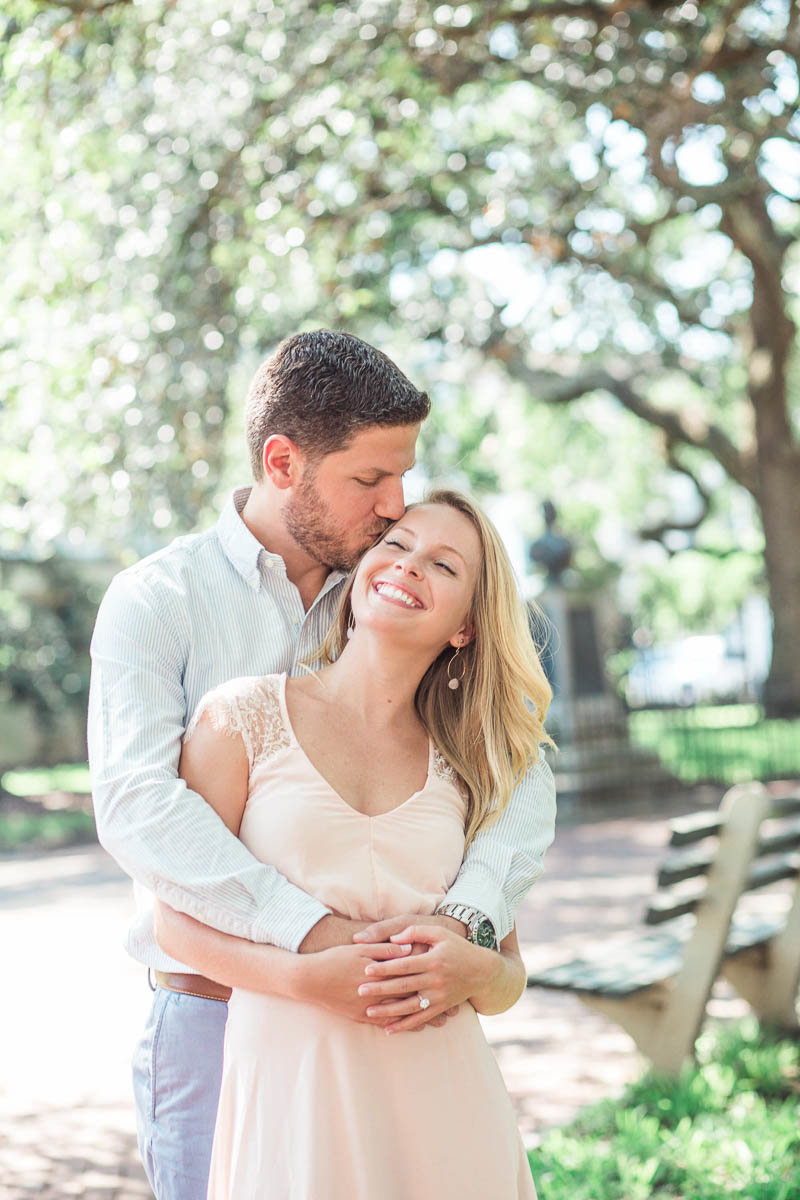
[436, 902, 483, 925]
[436, 903, 499, 950]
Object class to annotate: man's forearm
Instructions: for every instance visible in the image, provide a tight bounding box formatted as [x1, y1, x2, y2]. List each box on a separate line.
[92, 766, 331, 950]
[440, 754, 556, 939]
[298, 913, 373, 952]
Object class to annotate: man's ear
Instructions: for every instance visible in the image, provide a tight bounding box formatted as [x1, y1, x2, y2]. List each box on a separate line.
[262, 434, 301, 490]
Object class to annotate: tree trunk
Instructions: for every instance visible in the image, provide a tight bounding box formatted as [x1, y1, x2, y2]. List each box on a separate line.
[728, 195, 800, 716]
[757, 449, 800, 715]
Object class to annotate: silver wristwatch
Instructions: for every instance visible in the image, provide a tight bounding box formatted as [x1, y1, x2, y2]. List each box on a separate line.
[436, 903, 499, 951]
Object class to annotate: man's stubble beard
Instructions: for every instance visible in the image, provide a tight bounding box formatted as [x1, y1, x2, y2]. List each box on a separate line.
[283, 473, 388, 573]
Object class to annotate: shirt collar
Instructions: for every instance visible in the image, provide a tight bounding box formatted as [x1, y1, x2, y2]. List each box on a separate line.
[217, 486, 278, 590]
[217, 486, 347, 600]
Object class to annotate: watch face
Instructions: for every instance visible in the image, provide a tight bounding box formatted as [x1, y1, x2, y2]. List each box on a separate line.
[473, 918, 496, 949]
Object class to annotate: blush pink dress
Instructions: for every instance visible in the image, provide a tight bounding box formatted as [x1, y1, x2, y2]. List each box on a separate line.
[188, 673, 536, 1200]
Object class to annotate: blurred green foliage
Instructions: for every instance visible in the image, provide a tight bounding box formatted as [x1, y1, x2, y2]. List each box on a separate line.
[629, 704, 800, 783]
[1, 0, 798, 729]
[0, 807, 95, 853]
[2, 763, 91, 796]
[534, 1019, 800, 1199]
[0, 556, 106, 724]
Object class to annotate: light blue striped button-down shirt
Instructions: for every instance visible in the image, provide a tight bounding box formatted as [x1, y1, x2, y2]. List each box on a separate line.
[88, 488, 556, 971]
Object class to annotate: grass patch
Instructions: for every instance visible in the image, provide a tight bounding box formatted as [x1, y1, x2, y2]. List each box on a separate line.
[628, 707, 800, 784]
[1, 762, 91, 796]
[532, 1020, 800, 1199]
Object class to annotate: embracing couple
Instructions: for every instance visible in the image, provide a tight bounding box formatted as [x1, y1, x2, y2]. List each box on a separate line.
[88, 330, 556, 1199]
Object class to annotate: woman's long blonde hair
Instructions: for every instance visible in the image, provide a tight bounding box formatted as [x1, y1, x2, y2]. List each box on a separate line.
[322, 489, 554, 846]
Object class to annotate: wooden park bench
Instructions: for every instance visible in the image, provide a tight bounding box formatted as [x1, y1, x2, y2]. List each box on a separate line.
[526, 782, 800, 1075]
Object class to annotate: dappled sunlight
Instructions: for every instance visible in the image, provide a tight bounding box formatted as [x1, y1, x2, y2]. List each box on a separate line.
[483, 990, 647, 1143]
[0, 1106, 150, 1200]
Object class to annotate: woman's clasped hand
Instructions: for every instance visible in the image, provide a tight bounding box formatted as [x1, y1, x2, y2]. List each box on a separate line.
[357, 920, 519, 1032]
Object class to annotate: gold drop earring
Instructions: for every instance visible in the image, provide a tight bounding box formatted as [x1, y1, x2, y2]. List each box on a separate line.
[447, 640, 467, 691]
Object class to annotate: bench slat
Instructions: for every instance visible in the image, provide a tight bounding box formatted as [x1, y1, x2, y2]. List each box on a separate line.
[647, 852, 800, 923]
[771, 793, 800, 816]
[658, 846, 713, 886]
[646, 888, 702, 924]
[528, 910, 789, 997]
[748, 851, 800, 890]
[668, 795, 800, 848]
[658, 819, 800, 887]
[528, 930, 686, 996]
[725, 912, 785, 955]
[758, 816, 800, 856]
[669, 811, 722, 847]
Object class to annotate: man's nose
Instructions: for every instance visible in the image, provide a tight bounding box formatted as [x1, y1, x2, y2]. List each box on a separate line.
[374, 477, 406, 522]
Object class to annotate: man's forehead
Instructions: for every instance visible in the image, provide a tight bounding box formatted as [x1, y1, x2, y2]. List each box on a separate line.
[332, 424, 419, 471]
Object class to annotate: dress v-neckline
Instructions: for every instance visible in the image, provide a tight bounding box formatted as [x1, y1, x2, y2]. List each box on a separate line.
[277, 673, 433, 820]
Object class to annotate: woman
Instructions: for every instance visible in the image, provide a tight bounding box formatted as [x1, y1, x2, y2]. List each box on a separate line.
[157, 490, 553, 1198]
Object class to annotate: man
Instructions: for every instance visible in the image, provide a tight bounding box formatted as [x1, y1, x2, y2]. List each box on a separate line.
[88, 330, 556, 1199]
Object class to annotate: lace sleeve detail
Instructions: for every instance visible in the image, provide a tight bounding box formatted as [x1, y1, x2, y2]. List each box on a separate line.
[184, 675, 291, 769]
[431, 745, 466, 795]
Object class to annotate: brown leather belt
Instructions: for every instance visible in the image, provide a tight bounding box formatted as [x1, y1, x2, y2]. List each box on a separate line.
[154, 970, 231, 1003]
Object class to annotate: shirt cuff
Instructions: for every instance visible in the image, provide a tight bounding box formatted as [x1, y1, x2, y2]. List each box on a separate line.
[439, 871, 513, 942]
[251, 884, 332, 953]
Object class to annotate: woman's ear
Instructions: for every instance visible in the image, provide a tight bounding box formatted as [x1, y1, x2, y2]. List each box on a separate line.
[449, 624, 474, 649]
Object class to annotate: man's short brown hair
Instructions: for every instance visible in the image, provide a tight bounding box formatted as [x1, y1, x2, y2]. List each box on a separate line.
[245, 330, 430, 480]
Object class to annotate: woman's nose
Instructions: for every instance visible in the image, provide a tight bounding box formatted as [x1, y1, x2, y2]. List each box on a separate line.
[393, 555, 422, 578]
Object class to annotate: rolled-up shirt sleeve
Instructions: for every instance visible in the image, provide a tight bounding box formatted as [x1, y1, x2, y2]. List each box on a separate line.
[87, 572, 330, 953]
[440, 754, 556, 941]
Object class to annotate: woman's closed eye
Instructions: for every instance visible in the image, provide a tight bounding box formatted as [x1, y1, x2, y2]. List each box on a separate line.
[385, 538, 456, 575]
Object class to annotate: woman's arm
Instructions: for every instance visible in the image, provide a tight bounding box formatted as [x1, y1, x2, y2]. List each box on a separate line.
[156, 900, 295, 989]
[177, 710, 249, 835]
[177, 709, 379, 954]
[356, 924, 527, 1032]
[469, 928, 526, 1015]
[164, 721, 418, 1017]
[154, 901, 414, 1021]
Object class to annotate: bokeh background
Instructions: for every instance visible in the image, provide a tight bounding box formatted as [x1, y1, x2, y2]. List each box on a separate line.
[2, 0, 799, 808]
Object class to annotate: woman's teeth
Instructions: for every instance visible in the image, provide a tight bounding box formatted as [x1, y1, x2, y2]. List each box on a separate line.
[375, 583, 421, 608]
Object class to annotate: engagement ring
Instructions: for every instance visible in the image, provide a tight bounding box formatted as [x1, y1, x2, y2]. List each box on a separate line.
[418, 995, 430, 1010]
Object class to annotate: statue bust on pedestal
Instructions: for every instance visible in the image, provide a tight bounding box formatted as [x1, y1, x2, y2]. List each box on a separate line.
[529, 500, 678, 806]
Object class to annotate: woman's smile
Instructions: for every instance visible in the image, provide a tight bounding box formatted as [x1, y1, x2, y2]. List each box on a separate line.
[372, 580, 425, 609]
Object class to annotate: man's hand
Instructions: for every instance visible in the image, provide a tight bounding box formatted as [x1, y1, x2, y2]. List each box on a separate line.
[356, 923, 496, 1033]
[353, 912, 467, 944]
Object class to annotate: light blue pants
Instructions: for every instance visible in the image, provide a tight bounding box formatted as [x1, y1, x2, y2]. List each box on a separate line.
[132, 984, 228, 1200]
